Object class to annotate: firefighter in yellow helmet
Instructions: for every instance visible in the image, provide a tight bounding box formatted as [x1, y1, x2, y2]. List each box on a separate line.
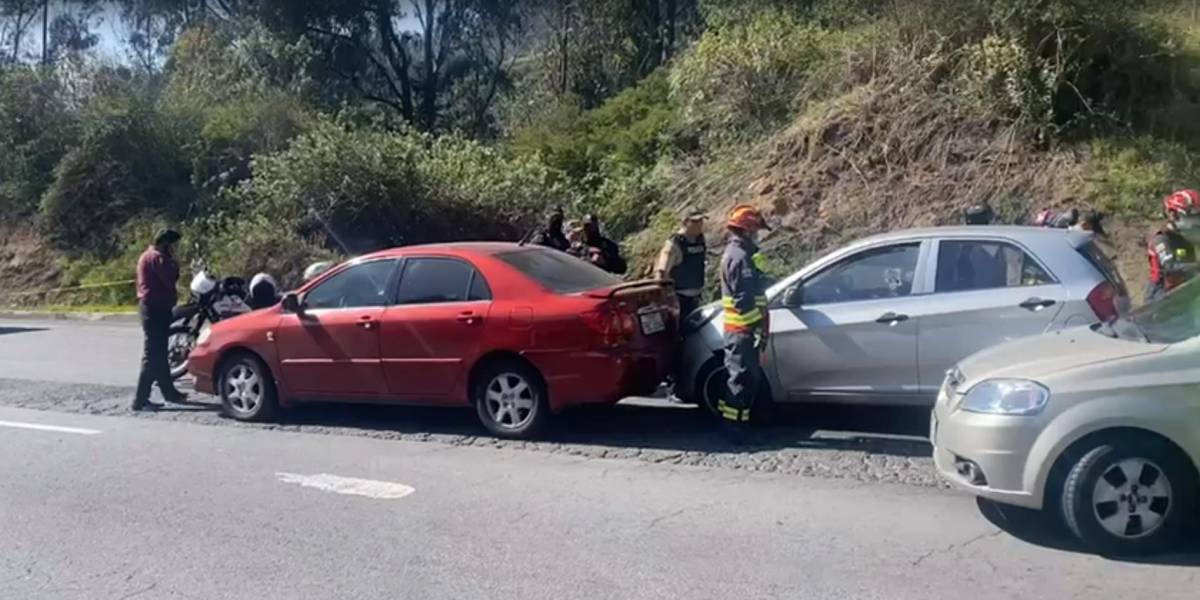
[719, 204, 771, 442]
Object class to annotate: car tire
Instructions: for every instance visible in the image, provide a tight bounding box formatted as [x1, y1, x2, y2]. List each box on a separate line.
[1060, 437, 1197, 556]
[694, 356, 775, 425]
[473, 360, 549, 440]
[218, 353, 278, 422]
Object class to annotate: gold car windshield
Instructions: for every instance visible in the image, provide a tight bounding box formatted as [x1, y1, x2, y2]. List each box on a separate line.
[1130, 276, 1200, 344]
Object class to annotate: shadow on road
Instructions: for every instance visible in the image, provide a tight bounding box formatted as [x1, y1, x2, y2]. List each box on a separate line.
[976, 497, 1200, 566]
[266, 398, 934, 458]
[0, 326, 47, 336]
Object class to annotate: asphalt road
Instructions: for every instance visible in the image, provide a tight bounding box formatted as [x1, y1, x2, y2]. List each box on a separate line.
[0, 319, 1197, 599]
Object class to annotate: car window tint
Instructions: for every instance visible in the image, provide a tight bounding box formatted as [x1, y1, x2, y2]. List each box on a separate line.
[935, 241, 1053, 293]
[468, 271, 493, 301]
[496, 247, 621, 294]
[304, 260, 396, 309]
[396, 258, 478, 305]
[804, 244, 920, 304]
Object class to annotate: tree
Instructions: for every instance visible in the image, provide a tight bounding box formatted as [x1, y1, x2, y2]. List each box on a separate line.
[260, 0, 522, 132]
[1, 0, 40, 63]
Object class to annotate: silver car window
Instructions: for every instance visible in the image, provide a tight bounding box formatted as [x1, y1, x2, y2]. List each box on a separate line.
[803, 243, 921, 305]
[934, 240, 1053, 293]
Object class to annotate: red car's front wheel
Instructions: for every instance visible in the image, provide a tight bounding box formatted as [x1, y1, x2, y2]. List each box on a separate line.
[473, 360, 548, 439]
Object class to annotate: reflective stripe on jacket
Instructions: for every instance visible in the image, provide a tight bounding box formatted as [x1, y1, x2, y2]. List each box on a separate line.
[720, 233, 769, 333]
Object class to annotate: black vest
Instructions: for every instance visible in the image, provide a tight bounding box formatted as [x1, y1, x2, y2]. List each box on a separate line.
[670, 233, 706, 294]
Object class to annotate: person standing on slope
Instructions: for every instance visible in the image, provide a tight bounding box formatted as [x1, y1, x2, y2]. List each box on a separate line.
[533, 206, 570, 252]
[1146, 189, 1200, 302]
[579, 214, 627, 275]
[654, 211, 708, 318]
[719, 205, 772, 443]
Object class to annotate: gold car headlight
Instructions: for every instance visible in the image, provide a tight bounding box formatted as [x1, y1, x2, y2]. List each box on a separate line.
[961, 379, 1049, 416]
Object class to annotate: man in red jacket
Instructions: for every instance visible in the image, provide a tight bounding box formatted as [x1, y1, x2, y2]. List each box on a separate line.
[133, 229, 187, 411]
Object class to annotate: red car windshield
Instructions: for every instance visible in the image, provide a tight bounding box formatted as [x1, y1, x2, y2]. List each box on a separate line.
[497, 247, 621, 294]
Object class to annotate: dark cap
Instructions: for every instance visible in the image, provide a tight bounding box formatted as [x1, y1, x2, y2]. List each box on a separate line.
[154, 228, 182, 246]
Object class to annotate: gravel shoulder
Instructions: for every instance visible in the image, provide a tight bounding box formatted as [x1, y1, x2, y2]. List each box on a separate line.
[0, 377, 944, 487]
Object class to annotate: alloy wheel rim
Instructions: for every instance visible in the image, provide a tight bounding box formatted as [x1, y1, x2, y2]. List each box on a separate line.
[224, 363, 263, 414]
[484, 372, 535, 430]
[1091, 457, 1173, 539]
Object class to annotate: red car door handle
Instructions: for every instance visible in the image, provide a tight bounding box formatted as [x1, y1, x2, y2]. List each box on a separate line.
[357, 315, 375, 329]
[456, 312, 481, 325]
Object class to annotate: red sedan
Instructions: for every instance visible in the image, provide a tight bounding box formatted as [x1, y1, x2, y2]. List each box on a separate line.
[188, 242, 678, 438]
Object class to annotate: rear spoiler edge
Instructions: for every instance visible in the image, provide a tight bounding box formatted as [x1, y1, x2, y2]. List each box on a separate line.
[585, 279, 675, 299]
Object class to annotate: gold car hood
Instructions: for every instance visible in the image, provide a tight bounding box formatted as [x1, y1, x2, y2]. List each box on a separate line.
[958, 326, 1168, 385]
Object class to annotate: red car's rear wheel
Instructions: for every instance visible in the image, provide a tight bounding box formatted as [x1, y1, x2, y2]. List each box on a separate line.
[473, 359, 548, 439]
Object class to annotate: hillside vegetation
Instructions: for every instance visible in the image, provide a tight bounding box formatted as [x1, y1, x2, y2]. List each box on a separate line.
[2, 0, 1200, 305]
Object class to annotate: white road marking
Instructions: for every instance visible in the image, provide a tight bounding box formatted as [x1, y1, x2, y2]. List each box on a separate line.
[0, 420, 101, 435]
[276, 472, 415, 500]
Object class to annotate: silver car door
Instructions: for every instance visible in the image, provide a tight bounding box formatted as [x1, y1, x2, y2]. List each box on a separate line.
[916, 237, 1066, 393]
[769, 241, 928, 401]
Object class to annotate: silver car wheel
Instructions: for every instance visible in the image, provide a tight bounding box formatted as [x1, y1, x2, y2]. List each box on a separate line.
[484, 372, 535, 430]
[1091, 457, 1172, 539]
[223, 363, 263, 414]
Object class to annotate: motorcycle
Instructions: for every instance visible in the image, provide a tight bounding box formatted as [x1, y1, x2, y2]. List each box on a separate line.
[167, 263, 254, 380]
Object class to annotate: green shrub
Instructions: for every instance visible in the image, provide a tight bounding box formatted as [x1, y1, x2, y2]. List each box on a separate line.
[0, 68, 80, 217]
[670, 8, 833, 144]
[509, 70, 679, 180]
[1086, 136, 1200, 219]
[39, 101, 194, 256]
[232, 120, 570, 254]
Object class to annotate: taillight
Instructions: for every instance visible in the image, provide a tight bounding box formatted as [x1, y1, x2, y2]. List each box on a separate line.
[1087, 281, 1119, 323]
[581, 302, 635, 347]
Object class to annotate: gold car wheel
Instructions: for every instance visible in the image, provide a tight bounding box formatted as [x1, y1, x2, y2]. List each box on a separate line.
[1091, 458, 1173, 540]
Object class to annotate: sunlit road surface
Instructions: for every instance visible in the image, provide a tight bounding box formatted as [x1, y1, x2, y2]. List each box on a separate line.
[0, 319, 1195, 600]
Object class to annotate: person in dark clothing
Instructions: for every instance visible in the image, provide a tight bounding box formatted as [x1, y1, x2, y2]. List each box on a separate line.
[533, 207, 570, 252]
[579, 214, 627, 275]
[654, 211, 707, 318]
[133, 228, 187, 411]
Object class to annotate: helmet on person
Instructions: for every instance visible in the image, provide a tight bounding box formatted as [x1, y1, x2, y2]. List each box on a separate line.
[1163, 189, 1200, 222]
[964, 203, 994, 225]
[727, 204, 770, 232]
[303, 261, 334, 281]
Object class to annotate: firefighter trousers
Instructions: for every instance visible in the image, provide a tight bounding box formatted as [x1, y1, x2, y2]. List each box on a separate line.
[721, 330, 758, 423]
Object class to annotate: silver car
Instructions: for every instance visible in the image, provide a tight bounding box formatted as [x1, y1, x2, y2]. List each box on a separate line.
[676, 226, 1129, 413]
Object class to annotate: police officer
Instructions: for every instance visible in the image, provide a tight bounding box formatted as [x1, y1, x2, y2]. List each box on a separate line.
[719, 205, 771, 441]
[654, 211, 707, 317]
[1146, 189, 1200, 302]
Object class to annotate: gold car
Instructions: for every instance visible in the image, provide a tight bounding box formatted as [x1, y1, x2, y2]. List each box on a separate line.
[932, 277, 1200, 555]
